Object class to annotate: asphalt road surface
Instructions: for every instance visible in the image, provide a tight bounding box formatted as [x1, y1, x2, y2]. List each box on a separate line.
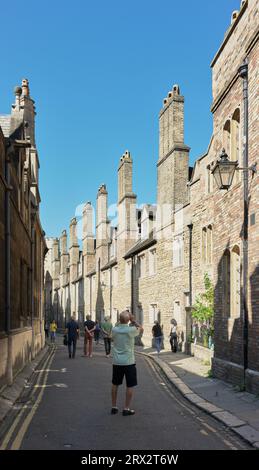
[0, 339, 253, 450]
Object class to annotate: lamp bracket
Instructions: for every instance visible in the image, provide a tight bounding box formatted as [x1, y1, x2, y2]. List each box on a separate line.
[236, 163, 257, 174]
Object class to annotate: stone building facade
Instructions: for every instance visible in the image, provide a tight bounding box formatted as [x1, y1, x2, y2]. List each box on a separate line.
[0, 80, 46, 388]
[45, 0, 259, 391]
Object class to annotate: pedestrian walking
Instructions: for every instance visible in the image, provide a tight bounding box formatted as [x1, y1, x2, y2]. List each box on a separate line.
[170, 320, 178, 353]
[50, 320, 57, 343]
[101, 316, 113, 357]
[84, 315, 96, 357]
[94, 320, 101, 344]
[65, 315, 79, 358]
[44, 320, 49, 339]
[111, 311, 143, 416]
[152, 320, 163, 355]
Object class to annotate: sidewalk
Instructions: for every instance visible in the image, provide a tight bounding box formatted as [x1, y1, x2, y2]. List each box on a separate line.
[0, 344, 51, 425]
[137, 346, 259, 449]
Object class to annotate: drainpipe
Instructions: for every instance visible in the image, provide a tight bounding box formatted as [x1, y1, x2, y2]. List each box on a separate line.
[187, 223, 193, 307]
[5, 143, 12, 385]
[31, 212, 36, 359]
[109, 266, 112, 319]
[131, 256, 134, 315]
[239, 59, 249, 386]
[90, 276, 92, 316]
[186, 223, 193, 354]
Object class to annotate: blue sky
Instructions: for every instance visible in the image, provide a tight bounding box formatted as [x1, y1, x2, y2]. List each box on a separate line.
[1, 0, 241, 237]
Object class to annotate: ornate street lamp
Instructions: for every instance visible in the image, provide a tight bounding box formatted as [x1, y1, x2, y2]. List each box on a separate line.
[211, 149, 238, 190]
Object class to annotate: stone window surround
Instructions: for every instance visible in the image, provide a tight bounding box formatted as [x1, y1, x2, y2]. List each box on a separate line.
[138, 253, 146, 279]
[112, 266, 118, 287]
[172, 236, 184, 268]
[222, 243, 241, 319]
[222, 108, 241, 184]
[125, 260, 131, 284]
[149, 303, 159, 324]
[148, 248, 157, 277]
[201, 225, 213, 265]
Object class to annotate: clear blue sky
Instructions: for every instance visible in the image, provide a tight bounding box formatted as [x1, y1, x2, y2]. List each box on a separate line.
[1, 0, 241, 238]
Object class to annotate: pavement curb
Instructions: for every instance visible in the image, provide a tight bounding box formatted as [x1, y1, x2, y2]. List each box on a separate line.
[0, 343, 52, 426]
[137, 350, 259, 449]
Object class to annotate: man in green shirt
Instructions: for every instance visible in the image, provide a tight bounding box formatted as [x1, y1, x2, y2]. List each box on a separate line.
[101, 316, 113, 357]
[111, 311, 143, 416]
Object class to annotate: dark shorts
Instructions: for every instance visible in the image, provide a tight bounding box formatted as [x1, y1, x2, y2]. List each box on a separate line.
[112, 364, 137, 388]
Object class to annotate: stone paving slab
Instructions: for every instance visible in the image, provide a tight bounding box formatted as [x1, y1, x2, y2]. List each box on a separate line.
[185, 393, 206, 405]
[212, 411, 246, 428]
[174, 382, 193, 395]
[233, 425, 259, 444]
[196, 402, 223, 414]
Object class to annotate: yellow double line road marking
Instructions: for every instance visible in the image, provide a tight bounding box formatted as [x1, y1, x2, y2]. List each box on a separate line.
[0, 346, 56, 450]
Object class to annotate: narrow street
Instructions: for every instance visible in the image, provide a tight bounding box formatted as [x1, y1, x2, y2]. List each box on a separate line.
[0, 339, 252, 451]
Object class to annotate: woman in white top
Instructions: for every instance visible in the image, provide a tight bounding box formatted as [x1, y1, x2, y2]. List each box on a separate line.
[169, 322, 178, 353]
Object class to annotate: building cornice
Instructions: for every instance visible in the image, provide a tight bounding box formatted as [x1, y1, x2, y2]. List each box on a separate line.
[118, 193, 137, 205]
[210, 0, 248, 68]
[211, 27, 259, 113]
[101, 258, 118, 271]
[188, 177, 200, 187]
[157, 144, 190, 168]
[124, 236, 157, 259]
[86, 269, 96, 278]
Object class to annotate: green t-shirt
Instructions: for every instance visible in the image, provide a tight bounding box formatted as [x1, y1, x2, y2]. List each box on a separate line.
[112, 324, 139, 365]
[101, 321, 113, 336]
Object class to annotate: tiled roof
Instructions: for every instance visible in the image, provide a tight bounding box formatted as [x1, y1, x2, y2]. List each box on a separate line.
[101, 258, 117, 271]
[0, 115, 11, 137]
[124, 232, 157, 259]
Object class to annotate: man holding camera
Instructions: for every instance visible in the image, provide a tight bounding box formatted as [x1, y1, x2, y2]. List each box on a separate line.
[111, 310, 143, 416]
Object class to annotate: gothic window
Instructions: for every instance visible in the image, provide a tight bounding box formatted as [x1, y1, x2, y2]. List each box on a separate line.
[202, 228, 207, 263]
[138, 254, 146, 278]
[149, 249, 157, 275]
[223, 120, 231, 156]
[231, 108, 241, 183]
[149, 304, 158, 324]
[173, 238, 184, 267]
[202, 226, 213, 265]
[207, 225, 213, 265]
[231, 246, 241, 318]
[125, 260, 131, 284]
[222, 250, 230, 316]
[207, 164, 214, 194]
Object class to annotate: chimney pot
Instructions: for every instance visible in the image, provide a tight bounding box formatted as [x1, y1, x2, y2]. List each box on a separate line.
[22, 78, 30, 96]
[172, 84, 180, 95]
[14, 86, 22, 96]
[231, 10, 239, 23]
